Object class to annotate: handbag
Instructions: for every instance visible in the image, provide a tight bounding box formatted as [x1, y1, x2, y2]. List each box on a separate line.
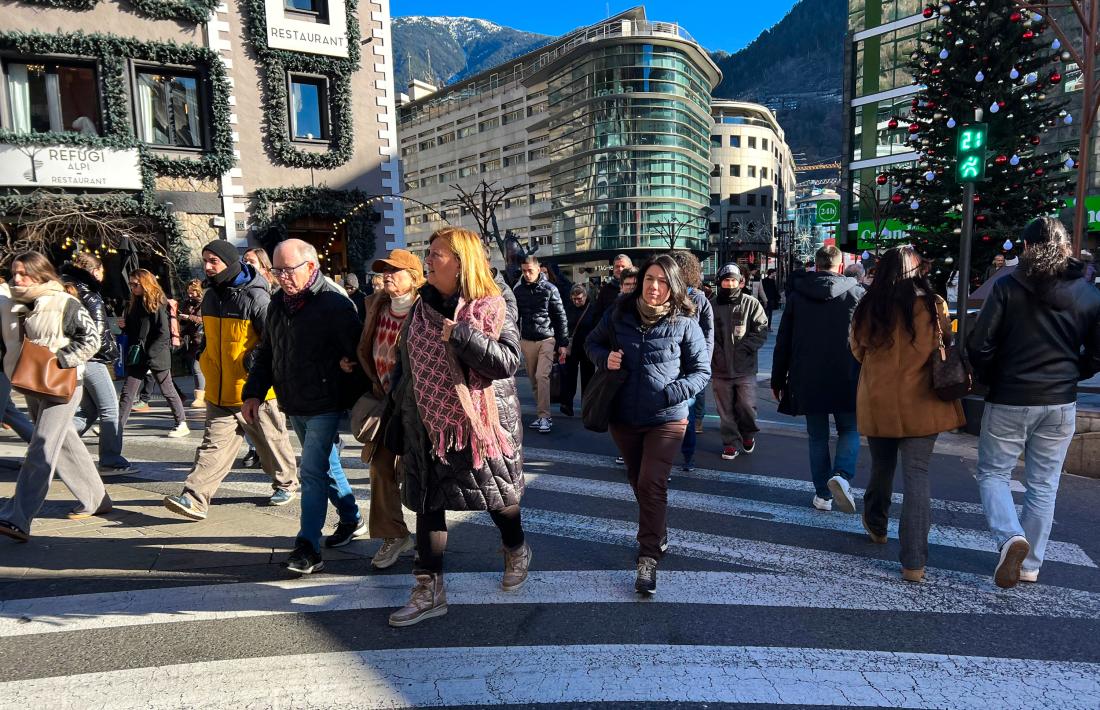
[11, 337, 77, 404]
[350, 390, 387, 444]
[548, 363, 562, 405]
[582, 314, 628, 433]
[125, 343, 146, 367]
[930, 311, 972, 401]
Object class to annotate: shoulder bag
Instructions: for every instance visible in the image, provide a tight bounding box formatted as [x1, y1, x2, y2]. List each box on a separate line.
[930, 309, 972, 401]
[12, 336, 77, 404]
[582, 313, 628, 433]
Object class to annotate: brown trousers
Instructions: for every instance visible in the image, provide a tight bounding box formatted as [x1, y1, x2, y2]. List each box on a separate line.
[182, 400, 298, 512]
[610, 420, 688, 561]
[520, 337, 555, 419]
[367, 443, 410, 539]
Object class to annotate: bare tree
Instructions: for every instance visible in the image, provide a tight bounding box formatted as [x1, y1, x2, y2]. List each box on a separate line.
[448, 180, 524, 261]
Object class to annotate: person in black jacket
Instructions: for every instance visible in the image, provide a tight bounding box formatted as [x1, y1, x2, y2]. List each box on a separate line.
[561, 284, 597, 417]
[513, 255, 569, 433]
[771, 246, 864, 512]
[762, 268, 781, 328]
[117, 269, 188, 439]
[968, 217, 1100, 589]
[63, 254, 132, 474]
[243, 239, 365, 576]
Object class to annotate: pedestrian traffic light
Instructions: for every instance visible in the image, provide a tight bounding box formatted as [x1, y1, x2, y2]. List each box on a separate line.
[956, 124, 988, 183]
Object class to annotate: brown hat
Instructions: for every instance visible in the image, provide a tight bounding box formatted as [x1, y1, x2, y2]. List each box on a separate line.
[371, 248, 423, 274]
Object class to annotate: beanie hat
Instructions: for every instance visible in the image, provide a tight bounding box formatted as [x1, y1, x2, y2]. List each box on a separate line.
[344, 273, 359, 289]
[202, 240, 243, 287]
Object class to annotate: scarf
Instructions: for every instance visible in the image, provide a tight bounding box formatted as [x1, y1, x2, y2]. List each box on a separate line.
[389, 290, 415, 316]
[10, 280, 61, 305]
[209, 260, 244, 288]
[283, 268, 320, 315]
[636, 299, 671, 329]
[407, 294, 513, 468]
[717, 287, 742, 305]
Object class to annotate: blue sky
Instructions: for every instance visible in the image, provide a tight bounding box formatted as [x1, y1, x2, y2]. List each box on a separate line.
[391, 1, 801, 54]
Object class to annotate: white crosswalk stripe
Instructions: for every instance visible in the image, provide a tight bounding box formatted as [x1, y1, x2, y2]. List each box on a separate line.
[2, 437, 1099, 708]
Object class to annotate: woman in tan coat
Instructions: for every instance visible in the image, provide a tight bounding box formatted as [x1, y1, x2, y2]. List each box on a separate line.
[850, 245, 965, 582]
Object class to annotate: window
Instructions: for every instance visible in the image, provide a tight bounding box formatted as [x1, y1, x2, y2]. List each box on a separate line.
[285, 75, 328, 141]
[730, 135, 741, 148]
[285, 0, 325, 13]
[748, 136, 757, 149]
[761, 167, 769, 179]
[729, 194, 740, 205]
[457, 124, 475, 139]
[711, 164, 721, 177]
[437, 131, 455, 145]
[458, 165, 476, 178]
[710, 193, 721, 206]
[747, 194, 757, 206]
[503, 153, 525, 168]
[762, 138, 769, 150]
[6, 61, 101, 135]
[731, 164, 741, 177]
[528, 146, 549, 161]
[762, 194, 770, 208]
[478, 117, 499, 132]
[527, 102, 547, 117]
[502, 108, 524, 125]
[481, 158, 500, 173]
[136, 70, 203, 147]
[711, 135, 722, 148]
[419, 137, 436, 151]
[748, 165, 757, 178]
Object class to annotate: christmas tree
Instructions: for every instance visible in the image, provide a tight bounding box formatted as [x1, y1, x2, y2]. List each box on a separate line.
[884, 0, 1077, 286]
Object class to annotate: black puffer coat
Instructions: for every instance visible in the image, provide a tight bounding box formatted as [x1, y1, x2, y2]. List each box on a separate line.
[243, 274, 364, 416]
[123, 299, 171, 374]
[62, 265, 118, 365]
[513, 274, 569, 346]
[390, 285, 524, 514]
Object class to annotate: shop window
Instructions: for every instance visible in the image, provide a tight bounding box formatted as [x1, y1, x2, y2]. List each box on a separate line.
[285, 0, 328, 21]
[6, 61, 101, 135]
[287, 74, 329, 141]
[136, 69, 203, 148]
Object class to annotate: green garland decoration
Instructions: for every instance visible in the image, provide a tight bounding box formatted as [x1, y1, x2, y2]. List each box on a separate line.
[253, 187, 379, 272]
[241, 0, 360, 169]
[0, 30, 234, 180]
[15, 0, 220, 24]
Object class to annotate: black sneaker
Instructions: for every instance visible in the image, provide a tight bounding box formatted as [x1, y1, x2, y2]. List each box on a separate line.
[560, 404, 574, 417]
[325, 518, 367, 548]
[285, 541, 324, 574]
[635, 556, 657, 595]
[241, 448, 260, 468]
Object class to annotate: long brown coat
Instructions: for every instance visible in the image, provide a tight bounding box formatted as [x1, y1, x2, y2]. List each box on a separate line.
[849, 296, 966, 438]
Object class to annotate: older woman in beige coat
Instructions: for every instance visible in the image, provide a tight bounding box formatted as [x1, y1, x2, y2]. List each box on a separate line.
[850, 246, 965, 582]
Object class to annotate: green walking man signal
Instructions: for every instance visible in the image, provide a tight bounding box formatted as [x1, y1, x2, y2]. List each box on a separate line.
[956, 123, 988, 183]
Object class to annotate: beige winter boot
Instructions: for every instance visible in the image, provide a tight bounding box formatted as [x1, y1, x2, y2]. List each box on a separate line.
[388, 573, 447, 627]
[189, 389, 205, 408]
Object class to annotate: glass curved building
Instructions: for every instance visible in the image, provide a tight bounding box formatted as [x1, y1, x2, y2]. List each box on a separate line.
[397, 8, 722, 268]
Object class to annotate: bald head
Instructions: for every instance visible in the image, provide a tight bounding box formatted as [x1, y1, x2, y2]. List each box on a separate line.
[274, 238, 319, 267]
[273, 238, 320, 295]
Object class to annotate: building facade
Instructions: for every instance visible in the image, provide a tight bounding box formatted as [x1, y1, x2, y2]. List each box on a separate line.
[0, 0, 399, 293]
[708, 100, 797, 271]
[396, 8, 722, 276]
[794, 189, 841, 262]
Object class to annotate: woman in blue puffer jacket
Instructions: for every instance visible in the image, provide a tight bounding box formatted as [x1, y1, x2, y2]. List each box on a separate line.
[586, 253, 710, 595]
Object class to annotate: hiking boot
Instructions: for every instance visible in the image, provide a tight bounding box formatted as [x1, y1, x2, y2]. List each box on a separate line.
[742, 437, 756, 454]
[995, 535, 1030, 589]
[827, 475, 856, 513]
[285, 540, 324, 575]
[389, 573, 447, 627]
[501, 541, 532, 591]
[269, 489, 295, 507]
[812, 495, 833, 511]
[325, 518, 367, 548]
[635, 556, 657, 595]
[721, 446, 739, 460]
[373, 535, 415, 569]
[167, 422, 190, 438]
[163, 494, 207, 521]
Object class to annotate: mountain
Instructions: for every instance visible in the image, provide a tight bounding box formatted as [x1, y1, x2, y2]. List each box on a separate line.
[392, 1, 846, 163]
[392, 16, 551, 91]
[710, 0, 847, 164]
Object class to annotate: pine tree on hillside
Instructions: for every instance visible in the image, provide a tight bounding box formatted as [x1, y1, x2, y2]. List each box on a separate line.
[885, 0, 1076, 283]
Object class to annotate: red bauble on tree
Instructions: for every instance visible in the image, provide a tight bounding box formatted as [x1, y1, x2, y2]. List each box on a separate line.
[877, 174, 889, 185]
[888, 117, 900, 129]
[891, 193, 904, 204]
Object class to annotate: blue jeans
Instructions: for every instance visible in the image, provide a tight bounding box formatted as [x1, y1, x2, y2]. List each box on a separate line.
[0, 371, 34, 443]
[681, 396, 698, 463]
[289, 412, 360, 553]
[805, 412, 859, 498]
[73, 361, 128, 468]
[975, 402, 1075, 572]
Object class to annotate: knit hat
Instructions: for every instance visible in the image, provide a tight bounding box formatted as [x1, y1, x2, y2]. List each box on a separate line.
[717, 263, 742, 281]
[344, 273, 359, 289]
[201, 239, 243, 287]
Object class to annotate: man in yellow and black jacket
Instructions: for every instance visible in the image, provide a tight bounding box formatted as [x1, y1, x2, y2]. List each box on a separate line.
[163, 240, 298, 521]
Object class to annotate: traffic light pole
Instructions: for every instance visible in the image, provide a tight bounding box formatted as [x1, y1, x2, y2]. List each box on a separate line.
[956, 181, 976, 350]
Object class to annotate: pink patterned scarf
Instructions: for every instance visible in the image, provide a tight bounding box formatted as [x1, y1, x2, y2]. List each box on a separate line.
[407, 295, 514, 468]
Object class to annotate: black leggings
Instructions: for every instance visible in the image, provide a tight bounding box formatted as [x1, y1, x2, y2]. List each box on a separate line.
[415, 504, 524, 573]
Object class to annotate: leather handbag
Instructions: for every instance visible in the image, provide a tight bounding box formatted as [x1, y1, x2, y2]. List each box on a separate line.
[11, 337, 77, 404]
[582, 315, 628, 433]
[930, 313, 972, 401]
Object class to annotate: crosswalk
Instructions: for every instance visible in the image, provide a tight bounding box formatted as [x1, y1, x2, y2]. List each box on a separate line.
[1, 438, 1099, 708]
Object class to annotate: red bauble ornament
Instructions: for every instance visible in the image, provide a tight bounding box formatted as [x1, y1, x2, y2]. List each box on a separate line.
[1035, 168, 1045, 176]
[932, 68, 942, 75]
[1030, 135, 1042, 145]
[982, 235, 992, 242]
[995, 155, 1008, 164]
[908, 122, 921, 133]
[1010, 11, 1022, 22]
[923, 6, 935, 17]
[912, 99, 919, 108]
[877, 174, 889, 185]
[888, 117, 899, 129]
[1050, 72, 1063, 84]
[1023, 30, 1035, 39]
[998, 101, 1006, 108]
[976, 214, 988, 223]
[891, 193, 903, 204]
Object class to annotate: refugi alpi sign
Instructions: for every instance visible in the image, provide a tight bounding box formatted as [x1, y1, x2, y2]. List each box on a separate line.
[264, 0, 349, 58]
[0, 144, 142, 190]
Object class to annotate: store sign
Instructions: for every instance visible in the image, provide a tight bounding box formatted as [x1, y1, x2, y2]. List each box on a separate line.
[1065, 195, 1100, 230]
[0, 143, 142, 190]
[856, 219, 909, 250]
[815, 199, 840, 224]
[265, 0, 349, 58]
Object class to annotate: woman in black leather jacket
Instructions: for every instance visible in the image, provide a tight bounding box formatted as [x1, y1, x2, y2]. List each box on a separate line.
[63, 253, 132, 473]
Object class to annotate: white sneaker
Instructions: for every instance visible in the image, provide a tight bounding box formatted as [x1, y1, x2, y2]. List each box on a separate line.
[1019, 569, 1039, 583]
[528, 417, 543, 430]
[812, 495, 833, 511]
[994, 535, 1030, 589]
[538, 417, 552, 434]
[167, 422, 190, 438]
[827, 475, 856, 513]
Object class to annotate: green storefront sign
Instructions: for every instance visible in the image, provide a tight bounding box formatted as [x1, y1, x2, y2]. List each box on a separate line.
[855, 219, 910, 251]
[815, 199, 840, 224]
[1065, 196, 1100, 230]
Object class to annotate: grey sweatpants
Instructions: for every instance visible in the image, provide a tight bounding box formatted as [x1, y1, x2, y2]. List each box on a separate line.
[0, 388, 111, 532]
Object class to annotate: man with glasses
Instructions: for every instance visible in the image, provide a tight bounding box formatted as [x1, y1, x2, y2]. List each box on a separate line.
[162, 240, 299, 521]
[243, 239, 365, 575]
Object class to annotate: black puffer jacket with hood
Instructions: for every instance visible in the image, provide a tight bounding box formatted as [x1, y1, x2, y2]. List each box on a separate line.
[772, 271, 863, 416]
[61, 264, 118, 365]
[968, 258, 1100, 405]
